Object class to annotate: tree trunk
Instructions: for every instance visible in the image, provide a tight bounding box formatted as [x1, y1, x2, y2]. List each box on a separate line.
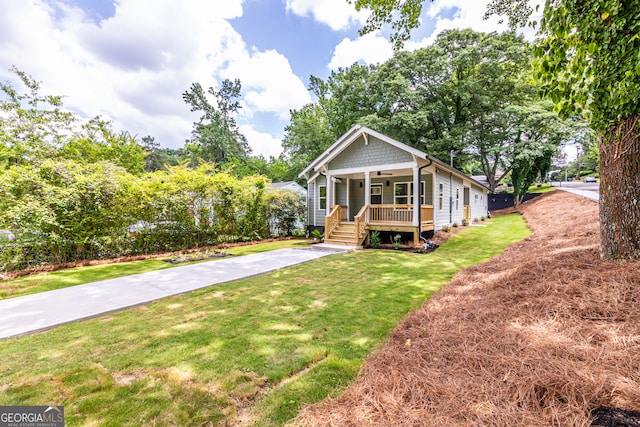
[599, 115, 640, 259]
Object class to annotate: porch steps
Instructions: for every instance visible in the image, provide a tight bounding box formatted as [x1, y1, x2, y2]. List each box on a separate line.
[325, 222, 359, 246]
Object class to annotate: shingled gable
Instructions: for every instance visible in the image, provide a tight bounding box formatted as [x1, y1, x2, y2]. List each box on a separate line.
[298, 125, 429, 180]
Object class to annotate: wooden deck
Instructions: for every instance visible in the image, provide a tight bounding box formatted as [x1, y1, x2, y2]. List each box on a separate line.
[325, 205, 434, 246]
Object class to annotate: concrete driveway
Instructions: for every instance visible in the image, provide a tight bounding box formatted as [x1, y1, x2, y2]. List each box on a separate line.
[0, 248, 344, 339]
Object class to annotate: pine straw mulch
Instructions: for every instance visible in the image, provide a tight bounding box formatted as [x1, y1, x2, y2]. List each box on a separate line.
[294, 191, 640, 427]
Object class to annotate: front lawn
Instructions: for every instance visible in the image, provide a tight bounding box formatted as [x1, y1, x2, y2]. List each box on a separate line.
[0, 215, 530, 426]
[0, 239, 311, 300]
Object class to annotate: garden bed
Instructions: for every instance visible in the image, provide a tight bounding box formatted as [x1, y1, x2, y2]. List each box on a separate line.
[162, 250, 233, 264]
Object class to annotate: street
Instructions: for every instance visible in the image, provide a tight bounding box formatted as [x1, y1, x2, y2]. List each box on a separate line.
[551, 181, 599, 202]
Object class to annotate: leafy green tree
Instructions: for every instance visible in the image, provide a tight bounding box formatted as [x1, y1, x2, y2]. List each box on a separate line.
[534, 1, 640, 258]
[282, 103, 335, 174]
[182, 79, 250, 166]
[0, 67, 75, 168]
[60, 118, 146, 175]
[265, 188, 306, 236]
[349, 0, 640, 259]
[140, 136, 181, 172]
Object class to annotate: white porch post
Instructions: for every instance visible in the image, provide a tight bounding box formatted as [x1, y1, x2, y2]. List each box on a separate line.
[413, 166, 420, 226]
[346, 178, 351, 219]
[364, 171, 371, 205]
[326, 171, 333, 211]
[433, 168, 438, 227]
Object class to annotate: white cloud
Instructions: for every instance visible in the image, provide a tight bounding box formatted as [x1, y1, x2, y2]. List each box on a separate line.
[240, 124, 284, 159]
[285, 0, 368, 31]
[405, 0, 544, 50]
[0, 0, 307, 156]
[328, 32, 394, 70]
[220, 49, 311, 120]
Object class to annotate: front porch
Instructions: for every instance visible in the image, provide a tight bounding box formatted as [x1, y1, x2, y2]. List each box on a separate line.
[324, 204, 435, 247]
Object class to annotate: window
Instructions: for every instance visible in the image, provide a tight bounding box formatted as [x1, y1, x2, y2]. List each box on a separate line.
[319, 185, 326, 210]
[394, 183, 409, 205]
[438, 183, 444, 210]
[395, 182, 425, 205]
[475, 194, 479, 205]
[371, 184, 383, 204]
[456, 188, 460, 210]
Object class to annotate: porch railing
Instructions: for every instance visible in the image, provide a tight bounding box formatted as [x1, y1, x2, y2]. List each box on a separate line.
[421, 205, 434, 225]
[369, 204, 413, 223]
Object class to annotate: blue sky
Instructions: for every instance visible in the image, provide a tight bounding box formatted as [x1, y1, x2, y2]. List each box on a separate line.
[0, 0, 539, 158]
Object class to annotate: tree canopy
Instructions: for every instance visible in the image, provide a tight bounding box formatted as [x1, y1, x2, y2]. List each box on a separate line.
[351, 0, 640, 258]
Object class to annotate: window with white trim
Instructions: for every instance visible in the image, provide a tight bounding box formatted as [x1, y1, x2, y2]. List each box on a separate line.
[394, 182, 425, 205]
[319, 185, 326, 210]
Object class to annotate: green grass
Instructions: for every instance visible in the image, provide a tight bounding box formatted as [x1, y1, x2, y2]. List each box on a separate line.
[527, 183, 556, 194]
[0, 239, 311, 300]
[0, 215, 530, 426]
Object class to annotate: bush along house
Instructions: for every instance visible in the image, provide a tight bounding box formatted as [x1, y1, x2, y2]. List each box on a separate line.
[299, 125, 489, 247]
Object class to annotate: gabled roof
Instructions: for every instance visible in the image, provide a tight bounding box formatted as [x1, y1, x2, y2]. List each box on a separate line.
[298, 125, 489, 191]
[269, 181, 302, 189]
[298, 125, 429, 179]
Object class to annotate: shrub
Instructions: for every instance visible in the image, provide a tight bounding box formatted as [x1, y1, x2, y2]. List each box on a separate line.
[441, 225, 451, 232]
[370, 231, 381, 248]
[452, 222, 459, 228]
[462, 218, 469, 226]
[481, 216, 486, 221]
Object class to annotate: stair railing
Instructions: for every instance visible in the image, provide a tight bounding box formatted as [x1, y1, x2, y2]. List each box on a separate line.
[325, 205, 342, 240]
[354, 205, 369, 245]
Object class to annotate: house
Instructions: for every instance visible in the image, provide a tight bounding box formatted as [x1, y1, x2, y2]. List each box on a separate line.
[298, 125, 489, 247]
[269, 181, 307, 197]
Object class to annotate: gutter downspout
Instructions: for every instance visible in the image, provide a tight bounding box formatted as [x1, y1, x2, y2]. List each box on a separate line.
[417, 156, 434, 242]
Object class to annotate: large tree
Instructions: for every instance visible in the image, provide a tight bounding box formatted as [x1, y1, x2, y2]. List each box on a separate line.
[0, 67, 75, 168]
[350, 0, 640, 259]
[182, 79, 250, 167]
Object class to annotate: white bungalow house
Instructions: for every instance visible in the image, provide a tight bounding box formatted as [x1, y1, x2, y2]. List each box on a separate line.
[298, 125, 489, 247]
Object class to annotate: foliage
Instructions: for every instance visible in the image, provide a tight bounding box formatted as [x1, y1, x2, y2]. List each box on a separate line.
[0, 67, 75, 168]
[0, 215, 529, 425]
[286, 30, 583, 182]
[392, 233, 402, 249]
[350, 0, 425, 49]
[441, 225, 451, 232]
[182, 79, 250, 166]
[60, 118, 147, 175]
[350, 0, 532, 48]
[534, 1, 640, 133]
[265, 188, 306, 237]
[370, 230, 382, 248]
[0, 158, 299, 271]
[282, 103, 335, 174]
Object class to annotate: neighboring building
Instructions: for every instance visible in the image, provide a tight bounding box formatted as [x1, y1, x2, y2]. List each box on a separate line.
[269, 181, 307, 196]
[299, 125, 489, 246]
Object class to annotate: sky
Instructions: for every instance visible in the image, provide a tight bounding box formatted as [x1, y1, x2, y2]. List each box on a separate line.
[0, 0, 542, 159]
